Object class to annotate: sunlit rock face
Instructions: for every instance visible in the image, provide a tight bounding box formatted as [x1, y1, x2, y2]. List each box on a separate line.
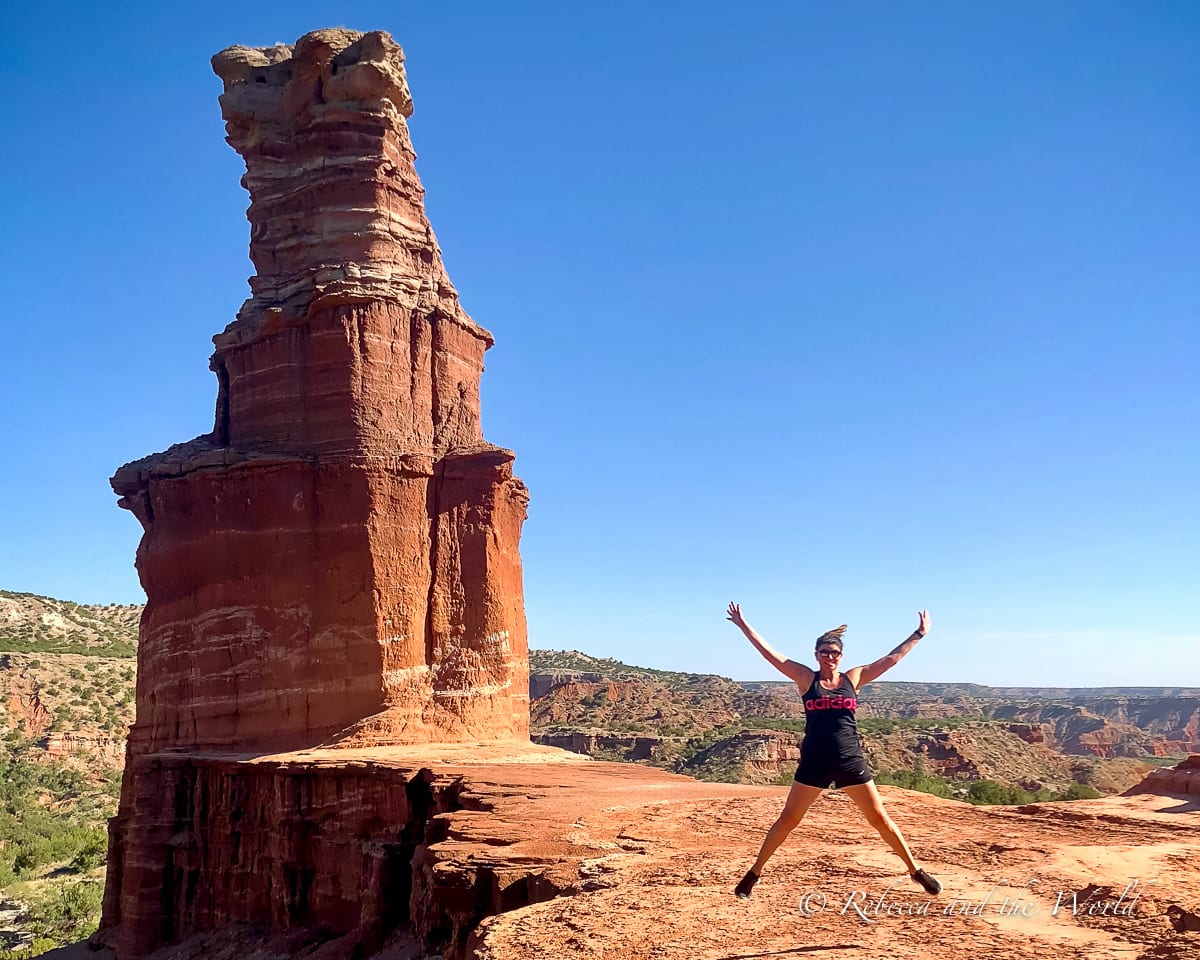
[1126, 753, 1200, 797]
[111, 27, 530, 757]
[102, 28, 538, 960]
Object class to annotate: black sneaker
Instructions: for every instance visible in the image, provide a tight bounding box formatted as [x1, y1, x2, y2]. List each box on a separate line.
[734, 870, 760, 899]
[911, 868, 942, 895]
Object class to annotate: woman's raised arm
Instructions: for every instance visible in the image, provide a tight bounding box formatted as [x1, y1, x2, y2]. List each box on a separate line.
[847, 610, 929, 688]
[727, 602, 814, 685]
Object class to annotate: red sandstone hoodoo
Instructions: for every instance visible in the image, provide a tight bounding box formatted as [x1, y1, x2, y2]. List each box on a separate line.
[102, 30, 532, 957]
[110, 28, 530, 756]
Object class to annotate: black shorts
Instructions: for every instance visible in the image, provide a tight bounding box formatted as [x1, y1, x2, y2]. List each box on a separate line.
[794, 752, 872, 789]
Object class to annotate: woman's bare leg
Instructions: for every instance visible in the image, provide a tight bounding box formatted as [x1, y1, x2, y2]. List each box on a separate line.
[841, 780, 919, 873]
[749, 781, 825, 875]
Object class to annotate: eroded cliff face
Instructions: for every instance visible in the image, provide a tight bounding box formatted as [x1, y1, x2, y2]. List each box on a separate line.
[99, 750, 514, 960]
[110, 28, 529, 756]
[101, 27, 531, 960]
[1125, 753, 1200, 798]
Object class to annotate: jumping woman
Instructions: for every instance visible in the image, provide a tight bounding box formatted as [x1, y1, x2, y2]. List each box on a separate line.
[727, 602, 942, 898]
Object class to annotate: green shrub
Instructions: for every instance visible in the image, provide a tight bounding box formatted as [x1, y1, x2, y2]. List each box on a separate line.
[874, 768, 955, 798]
[8, 937, 60, 959]
[1057, 781, 1102, 801]
[23, 880, 104, 943]
[71, 832, 108, 872]
[966, 779, 1035, 805]
[0, 755, 117, 888]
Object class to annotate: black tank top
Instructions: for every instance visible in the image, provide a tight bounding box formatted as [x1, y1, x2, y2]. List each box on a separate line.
[801, 673, 863, 758]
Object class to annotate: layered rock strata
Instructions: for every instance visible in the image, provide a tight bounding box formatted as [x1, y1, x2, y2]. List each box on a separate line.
[1125, 753, 1200, 797]
[110, 27, 529, 756]
[102, 27, 530, 960]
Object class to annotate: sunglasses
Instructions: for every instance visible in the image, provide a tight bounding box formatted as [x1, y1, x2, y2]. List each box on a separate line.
[816, 648, 843, 658]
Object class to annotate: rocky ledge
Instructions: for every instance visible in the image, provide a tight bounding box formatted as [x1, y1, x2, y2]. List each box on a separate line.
[1125, 753, 1200, 798]
[81, 748, 1200, 960]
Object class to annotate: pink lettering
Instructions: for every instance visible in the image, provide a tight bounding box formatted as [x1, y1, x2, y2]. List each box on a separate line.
[803, 695, 858, 711]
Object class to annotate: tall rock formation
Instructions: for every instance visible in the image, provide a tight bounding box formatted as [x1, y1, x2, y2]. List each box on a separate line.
[110, 27, 530, 754]
[101, 29, 532, 959]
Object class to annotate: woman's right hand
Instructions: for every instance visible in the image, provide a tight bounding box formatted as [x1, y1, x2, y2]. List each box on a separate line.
[729, 602, 810, 683]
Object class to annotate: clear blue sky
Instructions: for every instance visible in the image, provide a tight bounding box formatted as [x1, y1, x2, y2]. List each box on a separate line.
[1, 3, 1196, 686]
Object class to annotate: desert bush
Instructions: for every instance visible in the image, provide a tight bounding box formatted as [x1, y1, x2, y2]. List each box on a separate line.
[21, 879, 103, 944]
[101, 769, 122, 799]
[0, 756, 115, 885]
[744, 717, 806, 734]
[966, 779, 1035, 805]
[874, 768, 956, 798]
[7, 937, 60, 959]
[1057, 781, 1102, 800]
[71, 832, 108, 872]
